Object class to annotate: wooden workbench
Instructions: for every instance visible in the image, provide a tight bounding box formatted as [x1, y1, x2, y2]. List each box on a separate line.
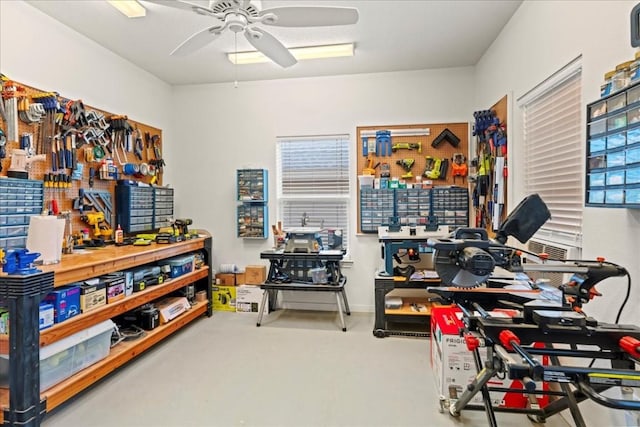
[0, 232, 213, 425]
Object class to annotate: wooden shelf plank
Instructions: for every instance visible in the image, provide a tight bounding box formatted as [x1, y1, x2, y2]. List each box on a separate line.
[40, 268, 208, 346]
[385, 299, 432, 316]
[36, 234, 209, 288]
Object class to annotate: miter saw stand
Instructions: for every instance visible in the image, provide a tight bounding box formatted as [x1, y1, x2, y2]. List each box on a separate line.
[424, 195, 640, 427]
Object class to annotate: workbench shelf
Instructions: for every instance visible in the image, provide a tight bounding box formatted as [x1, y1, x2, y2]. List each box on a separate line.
[373, 275, 440, 338]
[586, 79, 640, 208]
[0, 233, 213, 426]
[42, 300, 207, 413]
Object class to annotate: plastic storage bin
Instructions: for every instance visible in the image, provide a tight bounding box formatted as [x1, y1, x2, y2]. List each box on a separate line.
[166, 254, 195, 278]
[0, 319, 114, 391]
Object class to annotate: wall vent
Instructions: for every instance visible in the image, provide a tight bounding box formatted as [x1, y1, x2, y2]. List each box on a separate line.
[525, 239, 581, 286]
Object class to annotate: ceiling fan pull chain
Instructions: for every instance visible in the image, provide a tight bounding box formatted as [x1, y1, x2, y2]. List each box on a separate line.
[234, 32, 239, 88]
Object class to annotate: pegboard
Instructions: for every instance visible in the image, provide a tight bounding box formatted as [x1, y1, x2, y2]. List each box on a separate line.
[356, 123, 469, 233]
[0, 77, 165, 237]
[470, 95, 508, 236]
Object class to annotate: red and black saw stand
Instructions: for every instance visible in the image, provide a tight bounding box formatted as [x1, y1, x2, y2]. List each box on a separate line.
[429, 286, 640, 427]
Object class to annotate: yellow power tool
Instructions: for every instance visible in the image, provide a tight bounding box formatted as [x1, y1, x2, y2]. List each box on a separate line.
[395, 158, 415, 179]
[80, 212, 113, 239]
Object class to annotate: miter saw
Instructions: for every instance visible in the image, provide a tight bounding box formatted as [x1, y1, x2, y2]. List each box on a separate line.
[424, 194, 639, 427]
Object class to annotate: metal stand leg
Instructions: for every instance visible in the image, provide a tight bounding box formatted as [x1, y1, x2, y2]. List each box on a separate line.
[474, 349, 498, 427]
[256, 287, 269, 327]
[340, 288, 351, 315]
[450, 352, 498, 421]
[336, 292, 346, 332]
[549, 355, 586, 427]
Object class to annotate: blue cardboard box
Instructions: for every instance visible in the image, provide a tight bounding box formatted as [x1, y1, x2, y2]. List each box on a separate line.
[43, 285, 81, 324]
[39, 303, 54, 330]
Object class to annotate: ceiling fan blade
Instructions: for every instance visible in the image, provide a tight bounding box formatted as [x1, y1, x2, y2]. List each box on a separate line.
[244, 27, 296, 68]
[171, 25, 224, 56]
[260, 6, 359, 27]
[142, 0, 215, 15]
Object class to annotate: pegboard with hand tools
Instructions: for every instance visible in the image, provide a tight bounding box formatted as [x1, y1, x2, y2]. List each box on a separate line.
[470, 95, 508, 235]
[356, 123, 469, 233]
[0, 74, 166, 237]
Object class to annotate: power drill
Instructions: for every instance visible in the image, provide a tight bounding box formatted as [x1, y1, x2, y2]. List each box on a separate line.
[395, 158, 415, 179]
[173, 218, 193, 239]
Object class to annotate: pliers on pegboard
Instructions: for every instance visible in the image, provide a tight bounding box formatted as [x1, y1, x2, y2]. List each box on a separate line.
[134, 129, 143, 160]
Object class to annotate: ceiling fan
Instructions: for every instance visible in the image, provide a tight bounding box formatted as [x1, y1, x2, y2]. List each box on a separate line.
[144, 0, 359, 68]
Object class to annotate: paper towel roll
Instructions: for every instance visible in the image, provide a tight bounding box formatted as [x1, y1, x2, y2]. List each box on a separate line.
[27, 216, 66, 264]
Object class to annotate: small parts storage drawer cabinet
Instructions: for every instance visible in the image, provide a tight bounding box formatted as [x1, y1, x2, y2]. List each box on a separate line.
[587, 80, 640, 207]
[0, 178, 44, 250]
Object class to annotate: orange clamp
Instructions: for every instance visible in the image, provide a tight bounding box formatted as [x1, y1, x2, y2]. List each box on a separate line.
[499, 330, 519, 351]
[620, 336, 640, 358]
[465, 333, 480, 351]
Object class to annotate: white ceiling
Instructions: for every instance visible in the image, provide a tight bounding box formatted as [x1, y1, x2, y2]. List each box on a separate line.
[26, 0, 522, 86]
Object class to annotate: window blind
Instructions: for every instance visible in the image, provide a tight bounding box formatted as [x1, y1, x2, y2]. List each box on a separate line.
[520, 61, 583, 243]
[276, 135, 350, 250]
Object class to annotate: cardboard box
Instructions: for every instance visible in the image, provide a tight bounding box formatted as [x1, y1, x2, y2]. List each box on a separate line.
[100, 273, 126, 303]
[236, 285, 268, 314]
[212, 285, 236, 311]
[123, 271, 134, 296]
[215, 273, 236, 286]
[39, 303, 54, 330]
[80, 281, 107, 313]
[0, 309, 8, 334]
[235, 272, 246, 285]
[155, 296, 190, 324]
[430, 306, 548, 408]
[245, 265, 267, 285]
[43, 285, 81, 324]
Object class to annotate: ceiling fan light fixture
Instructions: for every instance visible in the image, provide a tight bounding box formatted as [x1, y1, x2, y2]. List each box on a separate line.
[108, 0, 146, 18]
[228, 42, 354, 65]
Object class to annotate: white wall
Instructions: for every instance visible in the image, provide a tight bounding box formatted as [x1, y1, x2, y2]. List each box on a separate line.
[476, 0, 640, 325]
[0, 1, 171, 132]
[168, 69, 475, 311]
[475, 1, 640, 424]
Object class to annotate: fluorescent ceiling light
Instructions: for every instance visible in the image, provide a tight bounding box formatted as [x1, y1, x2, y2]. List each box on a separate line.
[228, 43, 355, 65]
[108, 0, 146, 18]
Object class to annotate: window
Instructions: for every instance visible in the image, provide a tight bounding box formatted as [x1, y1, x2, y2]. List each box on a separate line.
[276, 135, 350, 252]
[518, 57, 583, 247]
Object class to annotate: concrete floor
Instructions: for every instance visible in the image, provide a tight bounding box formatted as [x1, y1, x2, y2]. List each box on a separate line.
[41, 310, 576, 427]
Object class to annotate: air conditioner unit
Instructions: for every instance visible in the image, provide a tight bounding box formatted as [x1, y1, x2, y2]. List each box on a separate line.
[524, 238, 582, 286]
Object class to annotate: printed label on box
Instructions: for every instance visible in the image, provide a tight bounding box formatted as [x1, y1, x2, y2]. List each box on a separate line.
[212, 285, 237, 311]
[236, 285, 268, 314]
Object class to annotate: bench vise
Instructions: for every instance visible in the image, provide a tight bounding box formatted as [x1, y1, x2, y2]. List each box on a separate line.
[2, 249, 42, 275]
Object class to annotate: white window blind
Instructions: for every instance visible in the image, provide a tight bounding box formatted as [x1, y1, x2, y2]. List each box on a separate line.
[276, 135, 350, 251]
[519, 58, 583, 245]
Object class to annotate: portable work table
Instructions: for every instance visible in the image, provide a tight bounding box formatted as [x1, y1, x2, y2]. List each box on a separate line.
[256, 250, 350, 331]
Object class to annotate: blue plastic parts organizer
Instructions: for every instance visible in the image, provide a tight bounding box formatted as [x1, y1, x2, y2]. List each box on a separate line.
[0, 178, 44, 251]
